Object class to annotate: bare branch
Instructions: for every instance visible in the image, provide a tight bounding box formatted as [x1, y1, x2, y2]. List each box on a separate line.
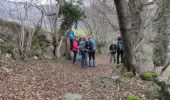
[143, 0, 156, 6]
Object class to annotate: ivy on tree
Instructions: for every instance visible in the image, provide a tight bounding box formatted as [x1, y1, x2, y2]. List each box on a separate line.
[59, 1, 86, 31]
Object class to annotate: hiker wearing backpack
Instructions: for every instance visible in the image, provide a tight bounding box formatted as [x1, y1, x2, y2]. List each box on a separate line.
[72, 37, 78, 64]
[117, 37, 124, 64]
[77, 37, 82, 61]
[67, 29, 75, 50]
[79, 37, 89, 67]
[109, 41, 117, 64]
[88, 37, 97, 67]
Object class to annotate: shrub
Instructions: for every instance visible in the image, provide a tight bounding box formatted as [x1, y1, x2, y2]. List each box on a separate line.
[122, 72, 135, 78]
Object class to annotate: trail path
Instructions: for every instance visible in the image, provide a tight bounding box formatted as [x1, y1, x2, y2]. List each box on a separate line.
[0, 55, 150, 100]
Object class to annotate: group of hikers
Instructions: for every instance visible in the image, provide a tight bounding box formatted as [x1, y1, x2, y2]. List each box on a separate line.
[67, 29, 124, 68]
[109, 37, 124, 64]
[67, 29, 97, 68]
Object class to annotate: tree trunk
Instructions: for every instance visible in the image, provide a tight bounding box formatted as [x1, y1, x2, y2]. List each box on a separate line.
[114, 0, 135, 71]
[56, 36, 64, 60]
[129, 0, 146, 68]
[65, 37, 71, 59]
[53, 29, 67, 60]
[18, 25, 25, 57]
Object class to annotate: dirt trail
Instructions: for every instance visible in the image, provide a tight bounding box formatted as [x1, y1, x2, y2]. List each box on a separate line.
[0, 55, 150, 100]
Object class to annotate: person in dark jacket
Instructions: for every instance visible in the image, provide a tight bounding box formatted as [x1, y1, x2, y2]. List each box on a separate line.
[79, 37, 89, 67]
[109, 42, 117, 64]
[117, 37, 124, 64]
[84, 37, 90, 67]
[88, 37, 97, 67]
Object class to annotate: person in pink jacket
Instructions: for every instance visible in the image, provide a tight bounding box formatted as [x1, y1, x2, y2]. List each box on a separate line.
[72, 37, 78, 64]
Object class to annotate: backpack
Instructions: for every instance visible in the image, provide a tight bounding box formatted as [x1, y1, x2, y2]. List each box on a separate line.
[89, 39, 96, 51]
[68, 31, 74, 40]
[79, 41, 85, 52]
[117, 41, 123, 50]
[110, 44, 117, 52]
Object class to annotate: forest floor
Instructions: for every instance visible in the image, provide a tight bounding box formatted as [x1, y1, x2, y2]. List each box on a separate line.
[0, 54, 151, 100]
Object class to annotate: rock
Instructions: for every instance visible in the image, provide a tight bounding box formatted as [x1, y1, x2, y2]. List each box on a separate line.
[123, 92, 130, 97]
[33, 56, 38, 60]
[64, 93, 82, 100]
[0, 38, 4, 43]
[41, 33, 53, 44]
[5, 54, 11, 58]
[149, 77, 170, 99]
[140, 71, 157, 81]
[43, 45, 54, 59]
[1, 67, 11, 73]
[126, 93, 140, 100]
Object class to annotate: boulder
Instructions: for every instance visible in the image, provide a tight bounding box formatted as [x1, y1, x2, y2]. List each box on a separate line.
[41, 32, 53, 44]
[43, 45, 54, 59]
[33, 56, 38, 60]
[146, 77, 170, 99]
[5, 53, 11, 58]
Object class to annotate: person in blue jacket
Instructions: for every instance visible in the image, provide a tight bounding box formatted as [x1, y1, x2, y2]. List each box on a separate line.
[88, 36, 97, 67]
[67, 29, 75, 50]
[116, 37, 124, 64]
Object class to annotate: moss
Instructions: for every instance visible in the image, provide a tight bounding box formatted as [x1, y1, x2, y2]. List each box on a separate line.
[32, 43, 42, 56]
[126, 94, 140, 100]
[122, 72, 135, 78]
[0, 41, 15, 54]
[31, 28, 51, 57]
[140, 71, 157, 81]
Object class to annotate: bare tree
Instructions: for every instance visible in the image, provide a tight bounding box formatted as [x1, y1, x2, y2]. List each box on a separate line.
[3, 0, 51, 58]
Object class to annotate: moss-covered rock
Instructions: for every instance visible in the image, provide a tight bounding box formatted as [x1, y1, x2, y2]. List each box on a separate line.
[146, 77, 170, 100]
[140, 71, 157, 81]
[31, 30, 53, 57]
[122, 72, 135, 78]
[126, 94, 140, 100]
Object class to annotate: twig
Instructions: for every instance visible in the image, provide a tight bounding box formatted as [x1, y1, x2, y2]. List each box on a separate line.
[159, 59, 170, 75]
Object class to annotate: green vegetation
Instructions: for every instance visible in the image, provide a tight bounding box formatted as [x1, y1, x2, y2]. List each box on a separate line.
[72, 28, 88, 37]
[126, 94, 140, 100]
[146, 78, 170, 100]
[31, 28, 50, 57]
[117, 63, 124, 68]
[153, 78, 170, 100]
[59, 1, 86, 32]
[122, 72, 135, 78]
[0, 41, 15, 55]
[140, 71, 157, 81]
